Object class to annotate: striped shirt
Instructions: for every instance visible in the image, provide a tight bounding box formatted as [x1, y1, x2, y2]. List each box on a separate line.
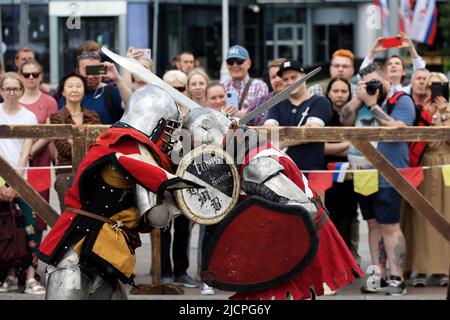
[222, 74, 269, 112]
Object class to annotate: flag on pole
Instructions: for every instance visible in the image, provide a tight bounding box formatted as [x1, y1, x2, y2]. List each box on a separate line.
[374, 0, 391, 37]
[410, 0, 438, 45]
[399, 0, 414, 34]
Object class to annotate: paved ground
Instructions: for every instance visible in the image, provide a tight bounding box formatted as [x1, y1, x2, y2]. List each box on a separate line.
[0, 182, 447, 300]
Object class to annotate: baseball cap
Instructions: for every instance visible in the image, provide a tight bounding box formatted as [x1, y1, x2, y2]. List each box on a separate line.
[276, 59, 305, 77]
[226, 45, 250, 61]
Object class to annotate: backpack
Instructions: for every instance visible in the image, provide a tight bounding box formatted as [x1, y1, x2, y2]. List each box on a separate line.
[386, 91, 432, 167]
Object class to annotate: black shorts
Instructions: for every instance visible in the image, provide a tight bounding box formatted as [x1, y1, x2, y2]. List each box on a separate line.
[357, 187, 402, 224]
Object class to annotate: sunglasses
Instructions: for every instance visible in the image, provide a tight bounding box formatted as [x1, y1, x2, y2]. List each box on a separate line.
[22, 72, 41, 79]
[226, 59, 245, 66]
[174, 86, 186, 92]
[1, 87, 22, 93]
[78, 52, 101, 60]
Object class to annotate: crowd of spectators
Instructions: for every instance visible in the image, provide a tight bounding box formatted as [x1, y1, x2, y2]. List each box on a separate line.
[0, 32, 448, 297]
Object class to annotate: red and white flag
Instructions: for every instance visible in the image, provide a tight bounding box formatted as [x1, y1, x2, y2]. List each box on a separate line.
[410, 0, 438, 45]
[374, 0, 390, 37]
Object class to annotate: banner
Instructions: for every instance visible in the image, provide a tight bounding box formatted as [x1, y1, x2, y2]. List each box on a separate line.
[353, 171, 379, 196]
[328, 162, 350, 183]
[307, 172, 333, 194]
[410, 0, 438, 45]
[27, 168, 52, 193]
[399, 167, 424, 188]
[399, 0, 414, 34]
[443, 165, 450, 187]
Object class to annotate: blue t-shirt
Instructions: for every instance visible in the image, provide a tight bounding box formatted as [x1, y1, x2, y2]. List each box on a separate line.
[266, 95, 332, 172]
[58, 84, 123, 124]
[348, 95, 415, 187]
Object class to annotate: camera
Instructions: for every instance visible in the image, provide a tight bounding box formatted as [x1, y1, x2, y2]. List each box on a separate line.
[85, 65, 107, 76]
[365, 79, 383, 96]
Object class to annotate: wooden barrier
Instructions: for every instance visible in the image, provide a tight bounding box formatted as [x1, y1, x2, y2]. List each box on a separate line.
[1, 124, 449, 298]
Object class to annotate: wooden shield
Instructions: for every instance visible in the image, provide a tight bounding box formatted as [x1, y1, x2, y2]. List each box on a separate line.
[174, 145, 240, 225]
[201, 196, 319, 293]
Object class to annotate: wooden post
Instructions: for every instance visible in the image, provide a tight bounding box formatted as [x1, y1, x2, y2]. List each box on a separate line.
[350, 139, 450, 243]
[150, 229, 161, 285]
[130, 227, 184, 295]
[0, 154, 59, 227]
[71, 125, 87, 177]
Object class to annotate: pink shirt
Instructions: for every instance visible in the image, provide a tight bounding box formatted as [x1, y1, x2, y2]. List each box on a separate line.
[21, 93, 58, 125]
[21, 93, 58, 188]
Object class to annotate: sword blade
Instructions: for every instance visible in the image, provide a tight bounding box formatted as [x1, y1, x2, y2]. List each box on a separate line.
[238, 67, 322, 125]
[101, 47, 202, 110]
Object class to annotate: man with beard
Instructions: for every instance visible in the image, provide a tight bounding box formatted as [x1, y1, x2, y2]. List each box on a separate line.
[57, 52, 131, 124]
[340, 63, 415, 296]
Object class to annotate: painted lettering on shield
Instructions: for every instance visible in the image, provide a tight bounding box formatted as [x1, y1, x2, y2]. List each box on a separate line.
[181, 152, 234, 218]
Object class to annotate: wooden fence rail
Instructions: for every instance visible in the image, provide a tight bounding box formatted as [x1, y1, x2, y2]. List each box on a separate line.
[1, 124, 449, 298]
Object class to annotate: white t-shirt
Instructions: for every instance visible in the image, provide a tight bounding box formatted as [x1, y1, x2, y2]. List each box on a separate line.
[0, 103, 38, 169]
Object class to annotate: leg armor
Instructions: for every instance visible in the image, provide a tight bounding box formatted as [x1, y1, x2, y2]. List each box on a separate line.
[45, 249, 127, 300]
[45, 249, 92, 300]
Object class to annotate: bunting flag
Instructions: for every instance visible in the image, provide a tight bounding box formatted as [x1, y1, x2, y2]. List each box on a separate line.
[307, 172, 333, 194]
[399, 167, 424, 188]
[328, 162, 350, 183]
[27, 168, 52, 193]
[399, 0, 414, 34]
[443, 165, 450, 187]
[374, 0, 391, 37]
[353, 171, 379, 196]
[410, 0, 438, 45]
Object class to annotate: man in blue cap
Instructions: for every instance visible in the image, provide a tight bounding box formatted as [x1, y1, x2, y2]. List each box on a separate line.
[221, 44, 268, 118]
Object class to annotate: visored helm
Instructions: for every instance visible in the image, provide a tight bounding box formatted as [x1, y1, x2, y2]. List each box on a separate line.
[120, 84, 180, 153]
[182, 108, 232, 147]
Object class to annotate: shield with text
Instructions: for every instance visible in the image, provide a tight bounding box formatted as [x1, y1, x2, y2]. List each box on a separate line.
[174, 145, 240, 225]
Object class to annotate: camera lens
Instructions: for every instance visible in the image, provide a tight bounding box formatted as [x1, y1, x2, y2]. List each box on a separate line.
[366, 80, 381, 96]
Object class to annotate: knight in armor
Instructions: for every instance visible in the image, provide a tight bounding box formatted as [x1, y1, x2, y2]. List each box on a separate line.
[178, 107, 363, 300]
[38, 84, 199, 300]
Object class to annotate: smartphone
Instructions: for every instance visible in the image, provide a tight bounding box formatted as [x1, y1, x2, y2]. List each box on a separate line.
[381, 36, 402, 49]
[135, 48, 152, 61]
[431, 82, 449, 102]
[226, 91, 238, 109]
[85, 65, 107, 75]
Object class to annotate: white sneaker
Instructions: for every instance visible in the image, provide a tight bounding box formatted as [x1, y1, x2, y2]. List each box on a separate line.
[200, 283, 215, 295]
[323, 282, 336, 296]
[0, 275, 19, 292]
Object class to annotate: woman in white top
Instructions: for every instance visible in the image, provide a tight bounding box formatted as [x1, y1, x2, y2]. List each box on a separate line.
[0, 72, 45, 295]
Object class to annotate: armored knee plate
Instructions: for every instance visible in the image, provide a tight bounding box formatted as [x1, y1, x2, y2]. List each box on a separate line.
[45, 264, 92, 300]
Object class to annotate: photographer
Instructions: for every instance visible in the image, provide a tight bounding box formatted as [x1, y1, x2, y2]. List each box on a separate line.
[56, 52, 131, 124]
[340, 63, 415, 296]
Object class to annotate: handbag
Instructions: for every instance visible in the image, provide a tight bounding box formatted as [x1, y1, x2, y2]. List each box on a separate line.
[0, 201, 32, 268]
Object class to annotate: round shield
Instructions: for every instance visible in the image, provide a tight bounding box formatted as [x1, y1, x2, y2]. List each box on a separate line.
[174, 145, 240, 225]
